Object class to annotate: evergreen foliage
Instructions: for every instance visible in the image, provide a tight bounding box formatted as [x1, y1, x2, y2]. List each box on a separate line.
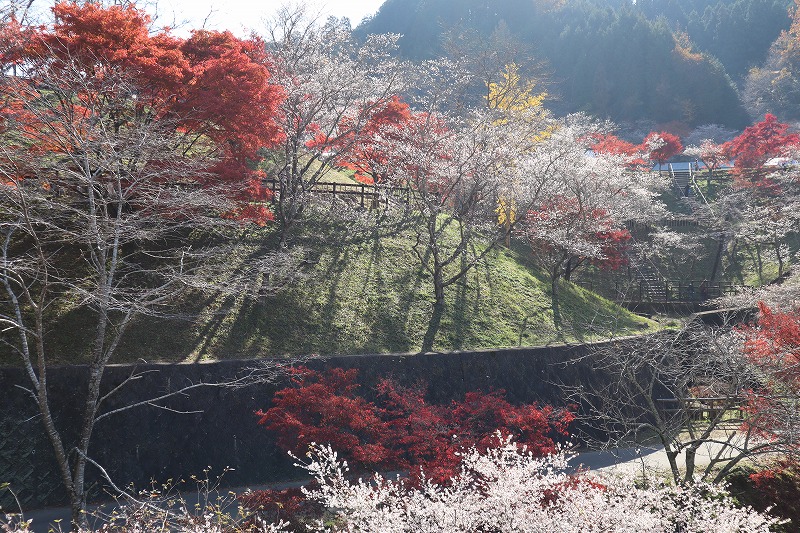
[358, 0, 788, 128]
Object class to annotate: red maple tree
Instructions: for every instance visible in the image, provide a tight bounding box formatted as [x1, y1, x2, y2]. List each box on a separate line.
[249, 367, 573, 525]
[256, 367, 573, 484]
[591, 131, 683, 170]
[590, 133, 640, 158]
[328, 96, 451, 191]
[740, 303, 800, 454]
[331, 96, 413, 185]
[643, 131, 683, 168]
[723, 113, 800, 189]
[743, 303, 800, 391]
[1, 1, 284, 224]
[744, 458, 800, 527]
[525, 198, 632, 282]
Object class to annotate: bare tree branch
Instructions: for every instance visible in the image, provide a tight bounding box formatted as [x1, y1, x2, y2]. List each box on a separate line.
[561, 319, 784, 485]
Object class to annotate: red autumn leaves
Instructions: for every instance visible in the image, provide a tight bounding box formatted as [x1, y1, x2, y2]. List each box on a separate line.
[1, 2, 283, 223]
[256, 366, 573, 484]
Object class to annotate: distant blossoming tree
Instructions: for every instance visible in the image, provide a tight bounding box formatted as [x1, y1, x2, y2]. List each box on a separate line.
[524, 116, 666, 323]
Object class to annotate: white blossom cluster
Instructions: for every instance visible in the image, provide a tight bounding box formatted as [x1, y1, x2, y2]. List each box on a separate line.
[295, 436, 782, 533]
[715, 270, 800, 312]
[0, 511, 289, 533]
[522, 115, 667, 261]
[102, 514, 290, 533]
[0, 440, 783, 532]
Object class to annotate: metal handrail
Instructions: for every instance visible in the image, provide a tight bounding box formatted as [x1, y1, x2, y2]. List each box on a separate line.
[689, 167, 715, 216]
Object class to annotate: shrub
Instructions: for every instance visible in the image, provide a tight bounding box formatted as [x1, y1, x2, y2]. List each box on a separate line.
[728, 458, 800, 531]
[255, 367, 573, 483]
[294, 437, 781, 532]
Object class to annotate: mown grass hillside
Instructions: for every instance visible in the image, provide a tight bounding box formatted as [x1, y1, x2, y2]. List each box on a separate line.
[10, 209, 656, 365]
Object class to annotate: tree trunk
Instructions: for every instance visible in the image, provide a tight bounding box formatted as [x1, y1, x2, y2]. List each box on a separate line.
[755, 244, 764, 284]
[36, 382, 79, 527]
[421, 272, 446, 353]
[684, 446, 697, 484]
[708, 233, 725, 282]
[278, 212, 296, 248]
[664, 448, 682, 486]
[550, 267, 561, 327]
[433, 269, 445, 312]
[70, 363, 107, 528]
[775, 241, 784, 278]
[729, 239, 744, 284]
[70, 491, 88, 530]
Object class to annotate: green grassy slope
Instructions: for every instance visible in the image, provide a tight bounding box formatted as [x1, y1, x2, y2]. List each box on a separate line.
[137, 215, 653, 362]
[7, 212, 656, 366]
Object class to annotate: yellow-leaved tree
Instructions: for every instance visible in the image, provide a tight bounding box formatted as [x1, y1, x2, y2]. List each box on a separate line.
[487, 62, 547, 113]
[487, 63, 551, 245]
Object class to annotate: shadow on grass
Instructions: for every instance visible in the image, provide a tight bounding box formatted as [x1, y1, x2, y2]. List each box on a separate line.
[8, 213, 656, 366]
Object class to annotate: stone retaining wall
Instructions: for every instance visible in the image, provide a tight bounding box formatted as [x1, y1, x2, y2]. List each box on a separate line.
[0, 339, 637, 511]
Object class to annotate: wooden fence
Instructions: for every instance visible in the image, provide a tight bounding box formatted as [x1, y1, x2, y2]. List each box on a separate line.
[625, 219, 700, 233]
[657, 397, 745, 421]
[263, 179, 410, 209]
[641, 279, 739, 302]
[576, 279, 741, 303]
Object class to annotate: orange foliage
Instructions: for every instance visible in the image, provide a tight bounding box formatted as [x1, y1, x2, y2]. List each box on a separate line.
[332, 96, 413, 183]
[744, 303, 800, 387]
[741, 303, 800, 440]
[0, 2, 285, 224]
[722, 114, 800, 191]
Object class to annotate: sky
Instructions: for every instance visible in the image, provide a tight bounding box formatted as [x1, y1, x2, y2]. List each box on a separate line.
[157, 0, 386, 36]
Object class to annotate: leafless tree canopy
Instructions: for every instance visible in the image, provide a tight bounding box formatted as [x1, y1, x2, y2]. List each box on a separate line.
[564, 319, 794, 485]
[0, 52, 289, 527]
[262, 6, 409, 246]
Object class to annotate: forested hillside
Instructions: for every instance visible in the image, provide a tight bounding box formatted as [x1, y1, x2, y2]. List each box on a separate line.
[358, 0, 792, 128]
[636, 0, 791, 81]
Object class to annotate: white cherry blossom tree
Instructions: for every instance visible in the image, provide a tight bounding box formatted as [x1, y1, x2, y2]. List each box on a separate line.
[522, 116, 667, 323]
[263, 5, 408, 245]
[292, 438, 781, 532]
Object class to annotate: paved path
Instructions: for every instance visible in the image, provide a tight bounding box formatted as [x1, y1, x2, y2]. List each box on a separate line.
[570, 434, 756, 479]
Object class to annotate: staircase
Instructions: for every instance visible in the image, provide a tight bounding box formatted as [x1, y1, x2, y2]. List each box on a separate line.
[601, 164, 731, 304]
[669, 164, 693, 198]
[628, 250, 668, 302]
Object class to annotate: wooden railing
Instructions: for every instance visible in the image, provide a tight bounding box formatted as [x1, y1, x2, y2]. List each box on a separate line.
[626, 219, 700, 232]
[263, 179, 410, 209]
[654, 280, 738, 302]
[575, 279, 741, 303]
[657, 397, 745, 421]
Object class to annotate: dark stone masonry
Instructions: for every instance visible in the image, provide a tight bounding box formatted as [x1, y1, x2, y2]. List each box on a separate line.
[0, 339, 639, 511]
